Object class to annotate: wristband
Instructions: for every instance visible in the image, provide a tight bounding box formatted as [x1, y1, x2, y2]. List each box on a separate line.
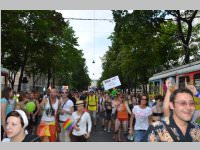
[195, 91, 200, 98]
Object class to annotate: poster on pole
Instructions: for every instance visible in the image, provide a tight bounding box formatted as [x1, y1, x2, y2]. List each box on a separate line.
[103, 76, 121, 90]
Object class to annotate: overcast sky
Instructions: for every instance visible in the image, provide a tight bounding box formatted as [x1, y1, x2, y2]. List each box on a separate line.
[56, 10, 115, 81]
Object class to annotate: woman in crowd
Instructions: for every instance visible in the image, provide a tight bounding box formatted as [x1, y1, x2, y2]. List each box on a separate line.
[71, 100, 92, 142]
[15, 92, 27, 111]
[103, 93, 112, 132]
[1, 87, 15, 140]
[98, 92, 105, 129]
[114, 93, 132, 142]
[24, 92, 40, 134]
[58, 90, 74, 142]
[2, 110, 41, 142]
[151, 95, 164, 122]
[129, 94, 152, 142]
[111, 95, 119, 140]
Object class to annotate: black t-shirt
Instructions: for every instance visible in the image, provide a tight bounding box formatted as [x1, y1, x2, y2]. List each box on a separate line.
[22, 134, 41, 142]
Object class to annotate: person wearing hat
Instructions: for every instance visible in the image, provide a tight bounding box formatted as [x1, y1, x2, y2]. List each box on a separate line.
[2, 110, 41, 142]
[71, 100, 92, 142]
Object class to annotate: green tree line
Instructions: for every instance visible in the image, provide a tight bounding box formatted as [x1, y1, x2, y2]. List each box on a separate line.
[99, 10, 200, 93]
[1, 10, 90, 92]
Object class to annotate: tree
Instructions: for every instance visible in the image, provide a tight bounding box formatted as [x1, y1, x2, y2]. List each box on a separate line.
[166, 10, 199, 64]
[2, 10, 90, 91]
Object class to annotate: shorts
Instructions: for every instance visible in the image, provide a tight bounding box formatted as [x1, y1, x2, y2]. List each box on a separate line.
[88, 110, 97, 120]
[99, 111, 106, 119]
[134, 130, 147, 142]
[117, 118, 128, 122]
[37, 121, 56, 137]
[105, 109, 112, 121]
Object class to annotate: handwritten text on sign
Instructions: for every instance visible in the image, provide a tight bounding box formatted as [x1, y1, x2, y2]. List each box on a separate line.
[103, 76, 121, 90]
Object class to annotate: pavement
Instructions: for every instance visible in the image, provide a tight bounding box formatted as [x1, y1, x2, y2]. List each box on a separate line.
[88, 115, 131, 142]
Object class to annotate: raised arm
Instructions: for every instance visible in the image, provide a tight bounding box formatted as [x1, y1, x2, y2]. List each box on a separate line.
[163, 88, 171, 117]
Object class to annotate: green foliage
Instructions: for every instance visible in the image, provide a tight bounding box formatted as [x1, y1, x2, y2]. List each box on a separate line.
[99, 10, 200, 93]
[2, 10, 90, 91]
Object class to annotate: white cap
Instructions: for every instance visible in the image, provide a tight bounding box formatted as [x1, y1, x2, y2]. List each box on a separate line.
[15, 110, 29, 129]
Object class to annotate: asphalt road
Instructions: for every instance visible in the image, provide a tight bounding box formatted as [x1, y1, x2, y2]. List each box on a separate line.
[88, 115, 130, 142]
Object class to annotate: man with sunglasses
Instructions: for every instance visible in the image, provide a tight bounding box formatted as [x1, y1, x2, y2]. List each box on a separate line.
[142, 88, 200, 142]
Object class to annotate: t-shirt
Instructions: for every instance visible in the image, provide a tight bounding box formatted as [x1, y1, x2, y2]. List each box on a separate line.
[1, 98, 15, 115]
[59, 99, 74, 121]
[132, 105, 152, 130]
[111, 90, 117, 97]
[72, 111, 92, 136]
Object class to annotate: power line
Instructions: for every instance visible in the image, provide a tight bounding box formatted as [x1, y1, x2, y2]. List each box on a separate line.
[63, 17, 113, 21]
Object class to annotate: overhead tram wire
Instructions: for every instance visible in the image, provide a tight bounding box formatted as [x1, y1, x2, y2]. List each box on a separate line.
[63, 17, 114, 22]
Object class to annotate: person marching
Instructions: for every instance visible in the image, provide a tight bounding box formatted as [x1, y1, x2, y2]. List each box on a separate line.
[37, 88, 61, 142]
[1, 87, 16, 140]
[103, 93, 112, 133]
[151, 95, 164, 123]
[99, 92, 106, 129]
[86, 91, 98, 127]
[114, 93, 132, 141]
[58, 90, 74, 142]
[129, 94, 152, 142]
[71, 100, 92, 142]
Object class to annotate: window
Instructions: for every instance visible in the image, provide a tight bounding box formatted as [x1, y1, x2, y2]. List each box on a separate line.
[154, 81, 160, 95]
[194, 73, 200, 92]
[179, 76, 190, 89]
[149, 82, 154, 94]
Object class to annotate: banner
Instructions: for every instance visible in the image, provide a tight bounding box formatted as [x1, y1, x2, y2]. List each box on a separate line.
[103, 76, 121, 90]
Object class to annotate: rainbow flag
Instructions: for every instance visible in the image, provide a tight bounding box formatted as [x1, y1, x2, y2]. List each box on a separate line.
[63, 118, 75, 131]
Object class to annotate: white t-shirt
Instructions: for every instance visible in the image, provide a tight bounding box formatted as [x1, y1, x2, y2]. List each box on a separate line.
[72, 111, 92, 136]
[132, 105, 152, 130]
[59, 99, 74, 121]
[41, 98, 59, 122]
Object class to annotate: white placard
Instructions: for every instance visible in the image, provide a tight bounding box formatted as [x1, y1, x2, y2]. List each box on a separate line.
[103, 76, 121, 90]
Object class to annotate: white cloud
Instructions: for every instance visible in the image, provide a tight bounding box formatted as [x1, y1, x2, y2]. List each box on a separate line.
[57, 10, 115, 80]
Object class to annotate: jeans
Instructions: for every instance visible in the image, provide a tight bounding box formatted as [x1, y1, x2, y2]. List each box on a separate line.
[134, 130, 147, 142]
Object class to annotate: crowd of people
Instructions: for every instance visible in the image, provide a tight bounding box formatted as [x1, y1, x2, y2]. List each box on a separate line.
[1, 82, 200, 142]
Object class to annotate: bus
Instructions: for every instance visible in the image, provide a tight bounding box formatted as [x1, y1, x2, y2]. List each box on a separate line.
[148, 60, 200, 100]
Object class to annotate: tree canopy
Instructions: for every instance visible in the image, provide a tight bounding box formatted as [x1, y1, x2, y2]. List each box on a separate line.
[1, 10, 90, 91]
[99, 10, 200, 93]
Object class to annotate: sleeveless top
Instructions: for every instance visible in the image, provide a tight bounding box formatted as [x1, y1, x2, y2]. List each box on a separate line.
[41, 98, 59, 122]
[117, 103, 128, 120]
[105, 100, 112, 110]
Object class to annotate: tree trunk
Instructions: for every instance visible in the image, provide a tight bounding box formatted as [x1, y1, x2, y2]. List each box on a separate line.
[175, 10, 198, 64]
[18, 52, 28, 92]
[32, 73, 35, 91]
[18, 66, 25, 92]
[142, 84, 145, 94]
[9, 71, 17, 90]
[47, 67, 52, 89]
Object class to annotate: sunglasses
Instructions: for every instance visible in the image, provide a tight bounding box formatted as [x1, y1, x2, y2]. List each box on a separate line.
[62, 92, 68, 94]
[174, 100, 195, 107]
